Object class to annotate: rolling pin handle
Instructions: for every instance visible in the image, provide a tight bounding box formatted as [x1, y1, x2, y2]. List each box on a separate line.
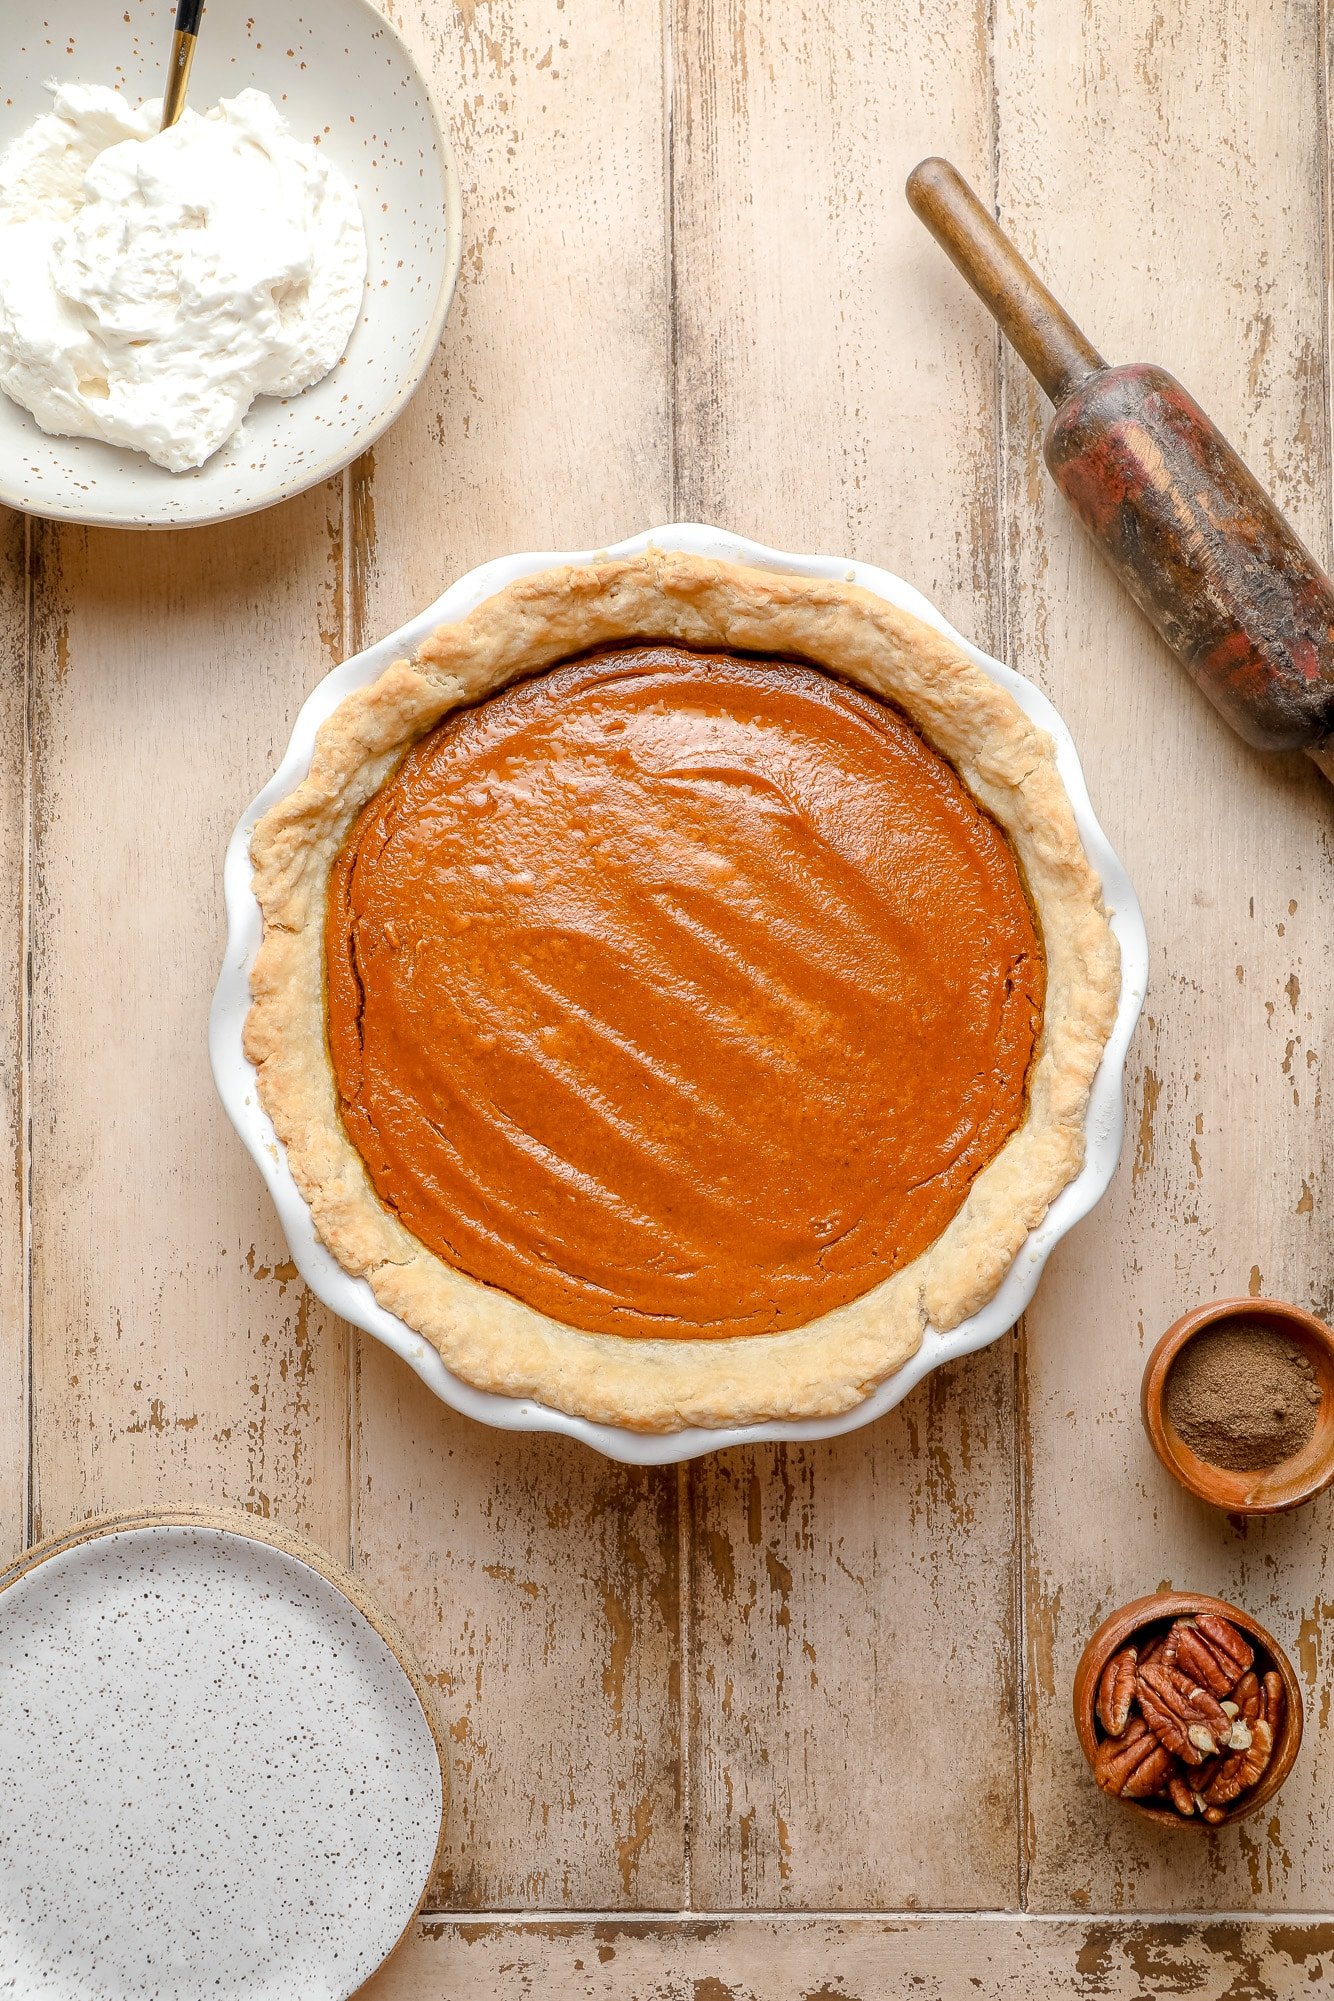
[906, 157, 1106, 405]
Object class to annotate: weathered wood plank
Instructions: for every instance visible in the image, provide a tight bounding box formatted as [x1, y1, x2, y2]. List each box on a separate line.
[351, 1, 682, 1909]
[671, 0, 1020, 1908]
[362, 1915, 1334, 2000]
[992, 0, 1334, 1909]
[356, 1380, 682, 1907]
[354, 0, 673, 619]
[0, 509, 27, 1558]
[26, 496, 354, 1554]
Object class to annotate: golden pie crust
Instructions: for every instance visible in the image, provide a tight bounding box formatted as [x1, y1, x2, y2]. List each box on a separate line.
[246, 551, 1121, 1431]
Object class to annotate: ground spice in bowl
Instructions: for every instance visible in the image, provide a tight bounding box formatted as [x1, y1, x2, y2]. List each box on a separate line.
[1163, 1320, 1322, 1471]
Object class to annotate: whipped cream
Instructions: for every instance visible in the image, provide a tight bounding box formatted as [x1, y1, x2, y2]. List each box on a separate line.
[0, 84, 367, 471]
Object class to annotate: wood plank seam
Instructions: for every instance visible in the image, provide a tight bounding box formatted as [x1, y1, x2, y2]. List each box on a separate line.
[985, 37, 1032, 1912]
[662, 0, 679, 531]
[1010, 1332, 1031, 1911]
[348, 437, 377, 1595]
[20, 510, 32, 1554]
[663, 0, 693, 1919]
[1321, 0, 1334, 565]
[406, 1904, 1334, 1923]
[677, 1459, 694, 1911]
[342, 457, 360, 1584]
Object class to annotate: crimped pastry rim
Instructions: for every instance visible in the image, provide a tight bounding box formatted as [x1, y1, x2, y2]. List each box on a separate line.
[244, 548, 1122, 1431]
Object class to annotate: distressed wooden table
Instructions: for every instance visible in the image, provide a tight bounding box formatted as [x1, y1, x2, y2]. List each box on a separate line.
[2, 3, 1331, 1995]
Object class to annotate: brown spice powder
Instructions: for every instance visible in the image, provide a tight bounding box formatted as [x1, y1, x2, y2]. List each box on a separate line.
[1164, 1320, 1322, 1471]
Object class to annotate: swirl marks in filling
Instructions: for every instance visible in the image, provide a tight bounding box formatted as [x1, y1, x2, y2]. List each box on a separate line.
[324, 644, 1044, 1339]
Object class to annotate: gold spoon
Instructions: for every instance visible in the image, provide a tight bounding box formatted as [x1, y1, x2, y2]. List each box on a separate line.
[160, 1, 206, 131]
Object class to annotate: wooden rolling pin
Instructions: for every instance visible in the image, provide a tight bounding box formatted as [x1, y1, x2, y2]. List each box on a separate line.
[906, 157, 1334, 782]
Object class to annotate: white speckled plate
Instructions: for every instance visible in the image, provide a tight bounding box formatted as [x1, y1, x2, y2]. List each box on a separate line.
[211, 522, 1149, 1464]
[0, 1510, 448, 2000]
[0, 0, 462, 529]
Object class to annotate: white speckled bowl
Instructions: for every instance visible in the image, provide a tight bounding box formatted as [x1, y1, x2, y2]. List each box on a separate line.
[211, 523, 1149, 1464]
[0, 0, 461, 529]
[0, 1509, 448, 1999]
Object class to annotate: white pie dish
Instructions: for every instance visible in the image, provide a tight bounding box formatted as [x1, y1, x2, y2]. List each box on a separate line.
[211, 523, 1148, 1465]
[0, 0, 461, 529]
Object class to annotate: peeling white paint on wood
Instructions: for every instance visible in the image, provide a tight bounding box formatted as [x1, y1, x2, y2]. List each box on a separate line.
[363, 1914, 1334, 1999]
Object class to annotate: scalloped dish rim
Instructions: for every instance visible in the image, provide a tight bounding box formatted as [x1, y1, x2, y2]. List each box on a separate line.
[210, 523, 1148, 1464]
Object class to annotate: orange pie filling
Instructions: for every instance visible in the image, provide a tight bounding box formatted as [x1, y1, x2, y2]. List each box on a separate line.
[324, 644, 1045, 1340]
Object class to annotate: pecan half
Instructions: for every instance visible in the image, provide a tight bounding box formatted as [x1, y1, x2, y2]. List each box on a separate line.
[1194, 1613, 1255, 1680]
[1200, 1717, 1275, 1806]
[1262, 1671, 1286, 1738]
[1168, 1773, 1197, 1818]
[1233, 1669, 1260, 1721]
[1173, 1622, 1242, 1698]
[1096, 1645, 1138, 1737]
[1094, 1716, 1174, 1799]
[1137, 1661, 1230, 1764]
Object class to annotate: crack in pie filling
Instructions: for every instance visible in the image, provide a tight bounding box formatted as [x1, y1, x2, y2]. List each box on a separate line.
[247, 553, 1120, 1429]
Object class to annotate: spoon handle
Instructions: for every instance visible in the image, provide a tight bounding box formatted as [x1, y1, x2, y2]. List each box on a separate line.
[160, 1, 206, 131]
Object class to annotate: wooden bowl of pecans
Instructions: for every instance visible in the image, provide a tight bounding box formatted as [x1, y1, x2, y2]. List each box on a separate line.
[1073, 1593, 1303, 1828]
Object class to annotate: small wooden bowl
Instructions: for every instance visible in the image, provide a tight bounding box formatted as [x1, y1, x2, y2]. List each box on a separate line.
[1073, 1591, 1304, 1829]
[1141, 1296, 1334, 1514]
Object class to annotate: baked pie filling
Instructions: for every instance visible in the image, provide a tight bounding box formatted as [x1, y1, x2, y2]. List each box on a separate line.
[246, 552, 1120, 1428]
[325, 643, 1044, 1340]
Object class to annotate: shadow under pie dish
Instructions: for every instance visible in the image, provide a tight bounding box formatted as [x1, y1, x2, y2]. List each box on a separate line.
[239, 545, 1125, 1433]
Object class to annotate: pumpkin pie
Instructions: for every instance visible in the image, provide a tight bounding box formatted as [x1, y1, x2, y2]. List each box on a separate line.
[246, 552, 1120, 1430]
